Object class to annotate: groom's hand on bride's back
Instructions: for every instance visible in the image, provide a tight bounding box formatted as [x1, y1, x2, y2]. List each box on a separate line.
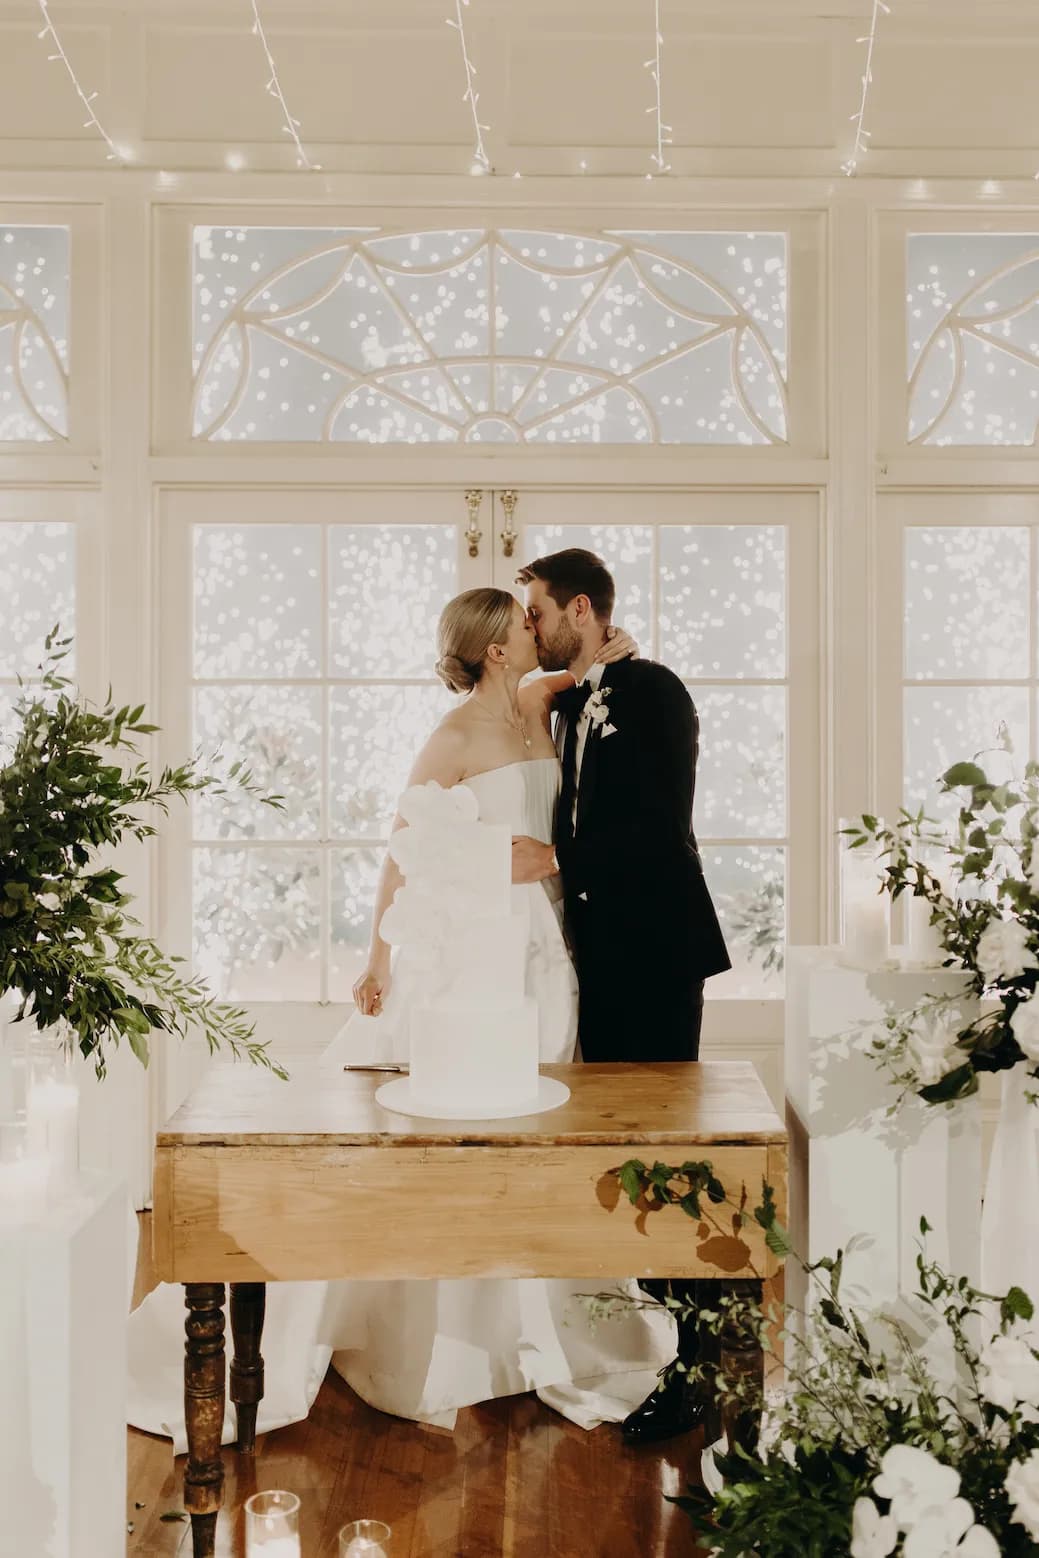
[511, 835, 558, 884]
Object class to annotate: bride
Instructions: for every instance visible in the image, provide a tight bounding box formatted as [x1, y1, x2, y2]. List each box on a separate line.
[127, 587, 674, 1447]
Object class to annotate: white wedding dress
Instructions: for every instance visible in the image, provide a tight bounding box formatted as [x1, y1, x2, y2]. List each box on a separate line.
[127, 757, 674, 1449]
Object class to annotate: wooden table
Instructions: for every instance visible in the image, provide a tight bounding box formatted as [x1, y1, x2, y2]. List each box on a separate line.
[152, 1059, 787, 1557]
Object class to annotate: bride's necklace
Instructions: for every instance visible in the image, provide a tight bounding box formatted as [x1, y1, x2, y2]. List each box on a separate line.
[469, 696, 532, 750]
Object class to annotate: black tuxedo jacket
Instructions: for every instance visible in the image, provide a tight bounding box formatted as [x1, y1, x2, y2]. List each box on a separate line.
[554, 657, 730, 1062]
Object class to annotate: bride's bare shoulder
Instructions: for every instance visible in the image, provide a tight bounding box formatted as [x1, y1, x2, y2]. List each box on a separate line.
[406, 712, 470, 787]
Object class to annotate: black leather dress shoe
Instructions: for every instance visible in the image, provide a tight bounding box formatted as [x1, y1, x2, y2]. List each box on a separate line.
[620, 1373, 705, 1444]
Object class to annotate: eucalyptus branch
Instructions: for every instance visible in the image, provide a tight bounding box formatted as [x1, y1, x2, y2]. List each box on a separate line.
[1, 629, 287, 1078]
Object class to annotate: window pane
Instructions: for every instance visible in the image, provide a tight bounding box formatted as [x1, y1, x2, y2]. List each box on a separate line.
[330, 847, 383, 999]
[0, 226, 69, 441]
[0, 522, 75, 676]
[904, 526, 1029, 680]
[694, 686, 786, 839]
[907, 233, 1039, 446]
[193, 525, 322, 678]
[191, 227, 788, 445]
[659, 525, 785, 678]
[702, 845, 785, 999]
[904, 686, 1027, 819]
[193, 847, 321, 1000]
[521, 524, 653, 645]
[329, 525, 458, 679]
[193, 686, 322, 841]
[330, 685, 450, 838]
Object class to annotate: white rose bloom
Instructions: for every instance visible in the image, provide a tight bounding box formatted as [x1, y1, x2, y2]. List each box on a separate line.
[1006, 1449, 1039, 1540]
[975, 918, 1039, 984]
[872, 1444, 961, 1528]
[850, 1496, 898, 1558]
[1011, 995, 1039, 1064]
[907, 1010, 964, 1087]
[979, 1330, 1039, 1412]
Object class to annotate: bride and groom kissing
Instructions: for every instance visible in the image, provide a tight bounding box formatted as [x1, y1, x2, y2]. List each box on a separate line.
[351, 546, 731, 1442]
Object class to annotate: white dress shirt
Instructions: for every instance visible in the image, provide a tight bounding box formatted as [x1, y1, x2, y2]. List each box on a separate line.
[570, 660, 605, 830]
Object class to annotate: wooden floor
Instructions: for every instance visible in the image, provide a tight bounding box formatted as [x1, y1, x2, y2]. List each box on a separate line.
[126, 1214, 712, 1558]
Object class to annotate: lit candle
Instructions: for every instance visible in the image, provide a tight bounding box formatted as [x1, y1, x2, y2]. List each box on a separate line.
[339, 1519, 392, 1556]
[245, 1491, 301, 1556]
[840, 846, 890, 968]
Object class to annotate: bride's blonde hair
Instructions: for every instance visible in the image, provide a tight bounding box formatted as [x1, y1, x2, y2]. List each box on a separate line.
[435, 588, 517, 695]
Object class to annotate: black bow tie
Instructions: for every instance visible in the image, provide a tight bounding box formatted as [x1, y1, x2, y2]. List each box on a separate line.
[556, 680, 594, 718]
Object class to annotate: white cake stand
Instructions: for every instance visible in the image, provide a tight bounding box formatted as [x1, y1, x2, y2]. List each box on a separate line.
[375, 1074, 570, 1121]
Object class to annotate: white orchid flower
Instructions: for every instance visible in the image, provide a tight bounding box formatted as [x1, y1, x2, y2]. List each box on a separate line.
[850, 1496, 898, 1558]
[872, 1445, 961, 1528]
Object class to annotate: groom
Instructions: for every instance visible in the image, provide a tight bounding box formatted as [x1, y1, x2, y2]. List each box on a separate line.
[511, 547, 731, 1443]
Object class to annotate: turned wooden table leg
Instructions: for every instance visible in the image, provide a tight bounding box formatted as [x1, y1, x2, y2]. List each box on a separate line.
[718, 1278, 765, 1455]
[183, 1283, 226, 1558]
[230, 1282, 266, 1452]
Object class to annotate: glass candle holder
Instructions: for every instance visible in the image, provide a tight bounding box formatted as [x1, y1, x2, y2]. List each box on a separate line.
[244, 1490, 301, 1556]
[839, 834, 890, 969]
[27, 1043, 79, 1199]
[339, 1519, 392, 1556]
[0, 1118, 48, 1225]
[0, 1001, 29, 1121]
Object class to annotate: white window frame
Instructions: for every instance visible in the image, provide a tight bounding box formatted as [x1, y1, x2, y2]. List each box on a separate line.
[157, 483, 821, 1057]
[877, 210, 1039, 465]
[876, 489, 1039, 829]
[0, 203, 102, 459]
[497, 486, 823, 1047]
[152, 204, 826, 461]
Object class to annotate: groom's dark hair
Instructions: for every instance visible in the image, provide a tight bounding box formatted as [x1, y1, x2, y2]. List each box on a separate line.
[515, 548, 615, 623]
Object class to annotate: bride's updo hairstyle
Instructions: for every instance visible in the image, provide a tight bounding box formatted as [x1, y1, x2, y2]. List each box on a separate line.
[435, 588, 516, 694]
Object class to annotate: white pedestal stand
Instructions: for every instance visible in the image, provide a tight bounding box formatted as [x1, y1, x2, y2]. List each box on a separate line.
[785, 947, 981, 1326]
[981, 1063, 1039, 1305]
[0, 1175, 128, 1558]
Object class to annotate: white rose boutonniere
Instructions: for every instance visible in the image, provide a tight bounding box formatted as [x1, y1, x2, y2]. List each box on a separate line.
[586, 687, 617, 737]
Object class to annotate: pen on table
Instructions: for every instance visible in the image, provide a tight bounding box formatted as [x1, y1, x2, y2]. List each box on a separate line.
[343, 1063, 408, 1073]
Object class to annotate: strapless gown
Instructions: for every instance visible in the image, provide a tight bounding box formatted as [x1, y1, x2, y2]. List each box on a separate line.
[127, 758, 674, 1446]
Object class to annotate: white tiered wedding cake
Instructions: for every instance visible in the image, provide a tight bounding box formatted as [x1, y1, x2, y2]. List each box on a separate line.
[374, 781, 569, 1120]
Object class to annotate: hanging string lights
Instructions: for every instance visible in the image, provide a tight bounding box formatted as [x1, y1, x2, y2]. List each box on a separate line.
[447, 0, 491, 175]
[35, 0, 130, 163]
[842, 0, 890, 176]
[249, 0, 321, 171]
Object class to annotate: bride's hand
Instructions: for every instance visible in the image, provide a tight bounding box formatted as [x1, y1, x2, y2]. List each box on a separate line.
[352, 968, 389, 1017]
[595, 625, 639, 664]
